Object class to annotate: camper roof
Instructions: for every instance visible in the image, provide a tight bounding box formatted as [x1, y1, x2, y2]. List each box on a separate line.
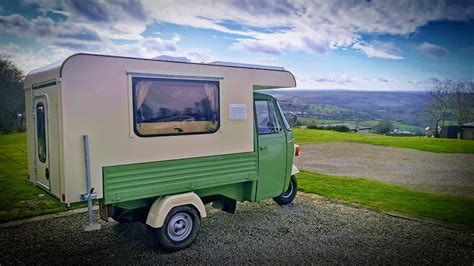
[207, 61, 285, 71]
[25, 53, 296, 89]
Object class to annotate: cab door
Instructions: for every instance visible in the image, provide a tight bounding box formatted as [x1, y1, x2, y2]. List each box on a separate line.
[33, 96, 50, 190]
[255, 97, 287, 200]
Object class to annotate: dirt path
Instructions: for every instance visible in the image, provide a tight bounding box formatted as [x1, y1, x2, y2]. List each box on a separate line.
[294, 142, 474, 198]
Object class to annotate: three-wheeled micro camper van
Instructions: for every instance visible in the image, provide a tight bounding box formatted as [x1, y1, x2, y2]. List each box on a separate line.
[24, 53, 300, 251]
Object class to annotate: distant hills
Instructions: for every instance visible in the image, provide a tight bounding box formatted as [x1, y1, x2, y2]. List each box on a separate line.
[267, 89, 431, 134]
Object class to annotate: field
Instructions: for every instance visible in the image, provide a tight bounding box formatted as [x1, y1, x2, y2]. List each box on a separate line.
[297, 171, 474, 227]
[292, 128, 474, 153]
[272, 90, 431, 128]
[0, 133, 69, 222]
[294, 129, 474, 226]
[357, 120, 423, 133]
[297, 117, 424, 134]
[1, 131, 473, 224]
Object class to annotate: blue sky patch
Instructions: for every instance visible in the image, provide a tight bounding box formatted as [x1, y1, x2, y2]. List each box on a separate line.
[0, 0, 472, 90]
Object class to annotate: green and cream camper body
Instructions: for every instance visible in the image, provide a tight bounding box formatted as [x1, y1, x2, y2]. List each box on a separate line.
[24, 54, 300, 251]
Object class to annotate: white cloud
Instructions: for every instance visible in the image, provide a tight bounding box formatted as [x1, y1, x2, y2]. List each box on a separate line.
[0, 43, 69, 74]
[353, 42, 404, 60]
[172, 34, 181, 42]
[0, 37, 215, 73]
[3, 0, 474, 73]
[0, 14, 103, 49]
[12, 0, 474, 53]
[182, 48, 216, 63]
[143, 0, 473, 57]
[231, 39, 282, 55]
[419, 42, 448, 58]
[296, 75, 427, 90]
[19, 0, 150, 40]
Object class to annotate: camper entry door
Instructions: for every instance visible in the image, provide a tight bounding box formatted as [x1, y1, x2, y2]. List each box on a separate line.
[33, 96, 50, 190]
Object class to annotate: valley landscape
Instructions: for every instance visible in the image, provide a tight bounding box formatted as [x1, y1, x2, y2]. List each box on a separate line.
[270, 89, 435, 135]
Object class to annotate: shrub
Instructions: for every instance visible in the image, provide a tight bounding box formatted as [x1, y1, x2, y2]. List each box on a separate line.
[373, 119, 393, 134]
[307, 125, 351, 132]
[333, 125, 351, 132]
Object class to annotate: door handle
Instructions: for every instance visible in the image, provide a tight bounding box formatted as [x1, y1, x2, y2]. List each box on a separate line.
[259, 146, 268, 151]
[45, 168, 50, 180]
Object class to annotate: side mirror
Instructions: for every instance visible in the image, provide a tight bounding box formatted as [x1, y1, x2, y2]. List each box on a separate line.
[284, 113, 298, 127]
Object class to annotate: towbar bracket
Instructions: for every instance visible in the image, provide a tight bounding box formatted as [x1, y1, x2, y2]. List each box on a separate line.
[80, 192, 97, 201]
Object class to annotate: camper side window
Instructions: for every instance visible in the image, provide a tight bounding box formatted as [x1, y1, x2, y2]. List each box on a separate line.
[132, 77, 220, 137]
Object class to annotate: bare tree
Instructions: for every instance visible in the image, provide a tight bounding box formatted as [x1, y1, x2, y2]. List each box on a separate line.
[373, 119, 393, 134]
[451, 81, 474, 127]
[423, 79, 451, 137]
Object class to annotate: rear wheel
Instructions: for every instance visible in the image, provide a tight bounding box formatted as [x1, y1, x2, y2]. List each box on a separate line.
[273, 175, 297, 205]
[156, 205, 201, 252]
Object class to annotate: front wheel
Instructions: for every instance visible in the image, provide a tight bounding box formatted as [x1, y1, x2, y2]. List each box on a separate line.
[273, 175, 298, 205]
[155, 205, 201, 252]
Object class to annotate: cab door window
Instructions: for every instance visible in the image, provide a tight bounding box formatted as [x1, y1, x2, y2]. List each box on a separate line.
[255, 100, 281, 134]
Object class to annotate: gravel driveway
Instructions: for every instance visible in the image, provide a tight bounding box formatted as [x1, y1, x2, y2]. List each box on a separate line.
[295, 142, 474, 198]
[1, 194, 473, 264]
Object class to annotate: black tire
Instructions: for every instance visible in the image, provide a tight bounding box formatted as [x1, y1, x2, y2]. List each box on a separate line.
[273, 175, 298, 205]
[156, 205, 201, 252]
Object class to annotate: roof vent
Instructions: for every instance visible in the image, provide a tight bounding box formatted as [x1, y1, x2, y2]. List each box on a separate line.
[208, 61, 285, 71]
[154, 55, 191, 63]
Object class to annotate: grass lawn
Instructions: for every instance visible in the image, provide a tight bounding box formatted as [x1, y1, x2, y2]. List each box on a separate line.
[0, 132, 73, 222]
[357, 120, 423, 134]
[1, 131, 472, 225]
[293, 128, 474, 153]
[296, 118, 423, 133]
[297, 171, 474, 227]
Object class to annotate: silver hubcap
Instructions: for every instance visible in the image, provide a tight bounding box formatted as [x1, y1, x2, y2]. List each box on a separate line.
[282, 180, 294, 198]
[167, 212, 193, 242]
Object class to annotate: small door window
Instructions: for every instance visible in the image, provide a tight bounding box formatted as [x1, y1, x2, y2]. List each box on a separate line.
[36, 103, 47, 163]
[255, 100, 281, 135]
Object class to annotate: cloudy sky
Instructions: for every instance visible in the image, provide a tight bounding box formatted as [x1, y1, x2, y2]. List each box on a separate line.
[0, 0, 473, 90]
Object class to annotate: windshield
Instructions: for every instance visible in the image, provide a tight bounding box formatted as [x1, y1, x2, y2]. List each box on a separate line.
[275, 100, 291, 131]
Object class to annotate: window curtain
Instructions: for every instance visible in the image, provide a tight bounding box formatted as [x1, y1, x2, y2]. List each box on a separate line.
[204, 83, 217, 113]
[135, 81, 152, 110]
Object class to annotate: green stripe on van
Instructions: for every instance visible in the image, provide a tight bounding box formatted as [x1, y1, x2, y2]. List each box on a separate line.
[103, 152, 258, 204]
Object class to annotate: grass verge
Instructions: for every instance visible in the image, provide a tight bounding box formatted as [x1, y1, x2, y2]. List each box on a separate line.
[2, 131, 472, 225]
[0, 133, 79, 222]
[292, 128, 474, 153]
[297, 171, 474, 227]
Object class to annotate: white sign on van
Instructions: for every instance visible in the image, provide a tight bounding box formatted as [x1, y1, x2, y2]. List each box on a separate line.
[229, 104, 247, 120]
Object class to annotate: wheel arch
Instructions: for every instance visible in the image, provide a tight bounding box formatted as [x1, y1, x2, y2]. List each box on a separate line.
[146, 192, 206, 228]
[291, 164, 299, 175]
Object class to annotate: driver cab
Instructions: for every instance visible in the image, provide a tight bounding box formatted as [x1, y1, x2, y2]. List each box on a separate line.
[253, 92, 294, 200]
